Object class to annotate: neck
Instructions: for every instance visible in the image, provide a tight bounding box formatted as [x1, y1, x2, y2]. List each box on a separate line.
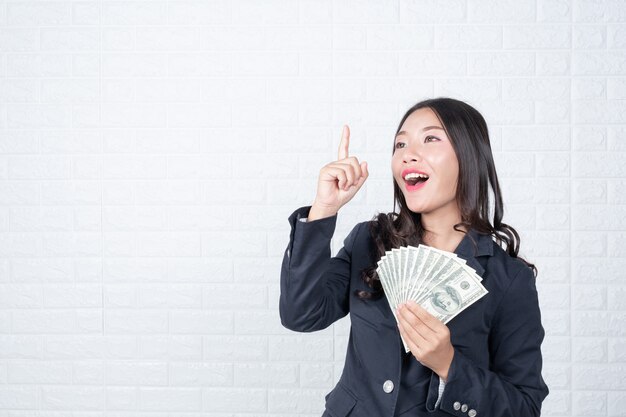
[420, 210, 468, 253]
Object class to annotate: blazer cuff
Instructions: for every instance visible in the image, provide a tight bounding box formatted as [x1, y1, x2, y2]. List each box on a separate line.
[286, 206, 338, 257]
[426, 371, 448, 412]
[432, 349, 481, 417]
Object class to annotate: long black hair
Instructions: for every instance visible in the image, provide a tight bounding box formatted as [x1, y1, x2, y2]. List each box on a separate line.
[356, 97, 537, 300]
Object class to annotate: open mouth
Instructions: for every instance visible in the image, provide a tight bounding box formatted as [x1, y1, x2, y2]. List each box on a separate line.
[403, 172, 429, 187]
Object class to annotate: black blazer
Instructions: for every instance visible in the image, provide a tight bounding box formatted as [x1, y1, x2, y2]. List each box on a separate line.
[279, 206, 549, 417]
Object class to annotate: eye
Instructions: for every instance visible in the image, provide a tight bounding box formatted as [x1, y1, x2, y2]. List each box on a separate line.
[394, 142, 405, 149]
[425, 135, 439, 142]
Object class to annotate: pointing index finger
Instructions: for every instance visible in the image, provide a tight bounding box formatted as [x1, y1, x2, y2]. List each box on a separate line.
[338, 125, 349, 160]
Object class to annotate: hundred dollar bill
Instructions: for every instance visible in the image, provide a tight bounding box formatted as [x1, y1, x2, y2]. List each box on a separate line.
[416, 265, 488, 325]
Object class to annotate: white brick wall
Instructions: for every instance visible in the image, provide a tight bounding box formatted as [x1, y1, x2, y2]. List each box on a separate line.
[0, 0, 624, 415]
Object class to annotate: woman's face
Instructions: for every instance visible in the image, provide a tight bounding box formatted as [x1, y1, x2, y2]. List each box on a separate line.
[391, 107, 460, 217]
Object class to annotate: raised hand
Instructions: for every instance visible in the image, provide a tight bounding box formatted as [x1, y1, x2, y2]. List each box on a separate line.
[308, 125, 369, 221]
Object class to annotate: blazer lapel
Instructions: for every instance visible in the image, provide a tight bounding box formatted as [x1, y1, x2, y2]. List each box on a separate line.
[453, 228, 494, 278]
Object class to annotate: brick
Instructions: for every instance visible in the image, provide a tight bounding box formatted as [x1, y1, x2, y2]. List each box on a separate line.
[41, 28, 99, 51]
[300, 0, 332, 24]
[573, 337, 607, 363]
[169, 310, 233, 334]
[468, 0, 535, 22]
[7, 2, 70, 26]
[105, 310, 169, 334]
[504, 78, 570, 101]
[369, 25, 433, 50]
[106, 387, 137, 410]
[268, 388, 327, 413]
[542, 362, 570, 390]
[574, 51, 626, 75]
[538, 0, 571, 22]
[573, 312, 609, 336]
[269, 336, 333, 361]
[138, 284, 202, 308]
[572, 179, 608, 204]
[504, 25, 571, 49]
[0, 386, 39, 408]
[401, 52, 467, 76]
[138, 387, 201, 411]
[203, 284, 267, 309]
[469, 52, 535, 76]
[106, 361, 167, 385]
[573, 391, 607, 416]
[102, 2, 167, 25]
[573, 78, 606, 100]
[537, 51, 571, 75]
[44, 284, 102, 308]
[171, 362, 233, 386]
[401, 0, 466, 23]
[608, 338, 626, 362]
[234, 363, 297, 387]
[0, 29, 39, 51]
[203, 388, 266, 412]
[542, 390, 571, 415]
[608, 127, 626, 150]
[203, 335, 268, 361]
[537, 283, 570, 309]
[41, 79, 99, 103]
[7, 104, 71, 129]
[140, 335, 202, 360]
[572, 284, 607, 310]
[574, 25, 607, 48]
[136, 27, 203, 51]
[573, 364, 626, 390]
[574, 205, 626, 230]
[573, 257, 626, 285]
[609, 391, 626, 417]
[102, 53, 168, 77]
[168, 1, 230, 25]
[72, 2, 100, 25]
[0, 79, 39, 103]
[438, 78, 498, 101]
[536, 100, 571, 124]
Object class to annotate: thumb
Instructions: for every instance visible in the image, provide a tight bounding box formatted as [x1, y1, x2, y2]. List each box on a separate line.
[355, 161, 369, 187]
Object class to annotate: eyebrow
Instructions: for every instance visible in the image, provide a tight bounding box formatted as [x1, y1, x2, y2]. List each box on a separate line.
[395, 126, 444, 138]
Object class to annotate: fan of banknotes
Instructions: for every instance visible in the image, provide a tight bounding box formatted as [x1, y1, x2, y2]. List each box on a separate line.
[376, 244, 488, 352]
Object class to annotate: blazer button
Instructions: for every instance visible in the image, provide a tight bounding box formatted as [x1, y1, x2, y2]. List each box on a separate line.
[382, 380, 394, 393]
[461, 404, 468, 413]
[468, 410, 477, 417]
[453, 401, 461, 411]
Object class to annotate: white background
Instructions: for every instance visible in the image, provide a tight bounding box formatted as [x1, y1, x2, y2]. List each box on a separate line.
[0, 0, 625, 415]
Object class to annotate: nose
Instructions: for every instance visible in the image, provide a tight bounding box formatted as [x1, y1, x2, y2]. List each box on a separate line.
[402, 144, 423, 163]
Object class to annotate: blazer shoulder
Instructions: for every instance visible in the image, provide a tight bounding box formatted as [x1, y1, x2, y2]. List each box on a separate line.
[487, 240, 535, 283]
[343, 220, 372, 246]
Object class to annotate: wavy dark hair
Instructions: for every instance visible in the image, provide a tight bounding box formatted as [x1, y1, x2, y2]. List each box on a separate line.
[356, 97, 537, 300]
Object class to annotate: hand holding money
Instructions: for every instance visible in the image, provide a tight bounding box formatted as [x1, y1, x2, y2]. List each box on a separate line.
[396, 300, 455, 381]
[376, 244, 489, 353]
[309, 125, 369, 221]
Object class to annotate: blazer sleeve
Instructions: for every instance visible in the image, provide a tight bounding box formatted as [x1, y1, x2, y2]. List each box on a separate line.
[279, 205, 362, 332]
[426, 265, 549, 417]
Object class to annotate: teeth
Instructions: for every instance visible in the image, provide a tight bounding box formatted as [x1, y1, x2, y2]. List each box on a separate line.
[404, 172, 429, 180]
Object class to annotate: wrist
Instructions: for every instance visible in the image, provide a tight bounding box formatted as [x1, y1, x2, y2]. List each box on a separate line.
[437, 347, 455, 381]
[308, 202, 338, 221]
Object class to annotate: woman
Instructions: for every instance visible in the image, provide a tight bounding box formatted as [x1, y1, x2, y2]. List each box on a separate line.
[279, 97, 549, 417]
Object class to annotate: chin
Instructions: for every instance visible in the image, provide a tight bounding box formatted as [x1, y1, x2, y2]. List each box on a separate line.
[405, 203, 429, 215]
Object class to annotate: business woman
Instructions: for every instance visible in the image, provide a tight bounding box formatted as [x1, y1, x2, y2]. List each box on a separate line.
[279, 97, 549, 417]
